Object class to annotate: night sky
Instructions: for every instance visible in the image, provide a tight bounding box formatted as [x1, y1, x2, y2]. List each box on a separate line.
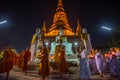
[0, 0, 120, 51]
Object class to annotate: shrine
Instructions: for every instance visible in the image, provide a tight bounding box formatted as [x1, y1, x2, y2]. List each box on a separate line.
[31, 0, 85, 63]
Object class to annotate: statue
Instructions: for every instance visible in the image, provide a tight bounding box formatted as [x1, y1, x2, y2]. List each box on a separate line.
[30, 28, 43, 62]
[80, 28, 92, 53]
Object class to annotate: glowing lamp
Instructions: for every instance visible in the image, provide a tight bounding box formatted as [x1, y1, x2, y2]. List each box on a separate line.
[74, 42, 78, 46]
[45, 42, 49, 46]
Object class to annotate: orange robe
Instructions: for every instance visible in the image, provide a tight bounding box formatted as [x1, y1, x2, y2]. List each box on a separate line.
[0, 49, 15, 79]
[14, 54, 20, 67]
[58, 50, 69, 73]
[53, 45, 63, 70]
[18, 52, 23, 70]
[39, 48, 50, 77]
[12, 52, 18, 66]
[21, 50, 31, 72]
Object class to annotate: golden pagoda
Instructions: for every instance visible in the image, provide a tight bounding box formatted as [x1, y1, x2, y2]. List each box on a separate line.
[46, 0, 75, 36]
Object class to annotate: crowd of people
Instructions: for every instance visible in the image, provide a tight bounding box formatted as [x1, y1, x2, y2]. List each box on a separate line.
[0, 45, 120, 80]
[77, 47, 120, 80]
[0, 28, 120, 80]
[0, 44, 69, 80]
[0, 46, 31, 80]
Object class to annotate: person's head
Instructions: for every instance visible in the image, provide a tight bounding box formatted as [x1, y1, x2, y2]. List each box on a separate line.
[36, 28, 40, 33]
[8, 45, 13, 50]
[95, 49, 101, 54]
[82, 28, 87, 33]
[107, 51, 111, 54]
[91, 49, 95, 54]
[78, 47, 82, 52]
[26, 48, 30, 51]
[94, 46, 101, 53]
[113, 47, 119, 52]
[81, 47, 86, 52]
[110, 47, 113, 51]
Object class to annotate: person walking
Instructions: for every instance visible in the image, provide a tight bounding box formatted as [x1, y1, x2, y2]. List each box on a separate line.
[77, 47, 91, 80]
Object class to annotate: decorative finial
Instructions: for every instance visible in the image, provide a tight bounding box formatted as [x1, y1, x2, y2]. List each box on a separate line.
[58, 0, 63, 7]
[56, 0, 64, 11]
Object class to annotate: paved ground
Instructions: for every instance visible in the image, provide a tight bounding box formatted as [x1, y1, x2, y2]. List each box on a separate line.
[0, 67, 118, 80]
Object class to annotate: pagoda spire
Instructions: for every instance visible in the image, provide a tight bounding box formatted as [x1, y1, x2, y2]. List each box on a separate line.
[49, 0, 72, 31]
[76, 19, 82, 35]
[41, 20, 46, 36]
[46, 0, 75, 36]
[56, 0, 64, 11]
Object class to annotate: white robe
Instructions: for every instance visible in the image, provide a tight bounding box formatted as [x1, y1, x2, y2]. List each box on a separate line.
[79, 49, 91, 79]
[95, 52, 104, 73]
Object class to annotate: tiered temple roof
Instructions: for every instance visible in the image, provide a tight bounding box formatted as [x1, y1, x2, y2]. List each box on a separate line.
[42, 0, 82, 36]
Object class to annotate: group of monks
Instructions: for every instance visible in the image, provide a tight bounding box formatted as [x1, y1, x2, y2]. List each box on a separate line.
[0, 44, 69, 80]
[37, 44, 69, 80]
[54, 44, 69, 73]
[0, 46, 31, 79]
[18, 48, 31, 74]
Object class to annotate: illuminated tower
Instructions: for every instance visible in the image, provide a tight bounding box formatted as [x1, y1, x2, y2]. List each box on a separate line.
[46, 0, 75, 36]
[76, 19, 82, 35]
[41, 20, 47, 36]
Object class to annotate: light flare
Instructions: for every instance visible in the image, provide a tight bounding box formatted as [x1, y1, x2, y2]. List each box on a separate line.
[0, 20, 7, 24]
[101, 26, 111, 31]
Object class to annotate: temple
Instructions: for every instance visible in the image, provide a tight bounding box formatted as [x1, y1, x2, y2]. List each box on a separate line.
[33, 0, 85, 63]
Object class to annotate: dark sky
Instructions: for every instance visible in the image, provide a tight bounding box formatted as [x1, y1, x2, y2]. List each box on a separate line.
[0, 0, 120, 51]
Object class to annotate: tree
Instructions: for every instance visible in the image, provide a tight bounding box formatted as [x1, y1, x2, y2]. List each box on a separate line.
[107, 27, 120, 47]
